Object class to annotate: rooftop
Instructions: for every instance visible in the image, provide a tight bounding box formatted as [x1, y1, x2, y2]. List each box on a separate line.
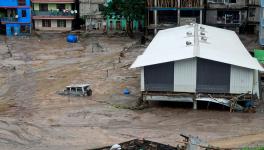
[131, 24, 263, 71]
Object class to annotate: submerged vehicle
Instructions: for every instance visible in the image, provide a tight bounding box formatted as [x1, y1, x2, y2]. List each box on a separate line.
[59, 84, 92, 96]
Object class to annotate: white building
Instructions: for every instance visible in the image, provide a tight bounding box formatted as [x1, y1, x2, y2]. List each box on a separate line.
[131, 24, 263, 108]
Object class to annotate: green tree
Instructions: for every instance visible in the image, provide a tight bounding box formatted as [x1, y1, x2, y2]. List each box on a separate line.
[103, 0, 145, 36]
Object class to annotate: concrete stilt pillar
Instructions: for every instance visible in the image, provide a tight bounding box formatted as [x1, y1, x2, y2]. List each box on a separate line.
[193, 94, 197, 110]
[193, 100, 197, 110]
[177, 0, 180, 25]
[154, 0, 158, 34]
[200, 10, 203, 24]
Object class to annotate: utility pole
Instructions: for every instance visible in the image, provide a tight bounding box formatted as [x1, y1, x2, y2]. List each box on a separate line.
[200, 0, 203, 24]
[177, 0, 180, 25]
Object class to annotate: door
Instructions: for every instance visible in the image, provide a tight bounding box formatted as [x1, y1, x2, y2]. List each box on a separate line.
[56, 4, 65, 11]
[11, 27, 14, 35]
[196, 58, 231, 93]
[40, 4, 48, 11]
[144, 62, 174, 91]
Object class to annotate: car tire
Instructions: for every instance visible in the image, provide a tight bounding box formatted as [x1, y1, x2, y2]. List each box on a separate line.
[87, 90, 92, 96]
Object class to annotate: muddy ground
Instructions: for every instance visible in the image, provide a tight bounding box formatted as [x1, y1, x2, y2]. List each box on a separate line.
[0, 33, 263, 150]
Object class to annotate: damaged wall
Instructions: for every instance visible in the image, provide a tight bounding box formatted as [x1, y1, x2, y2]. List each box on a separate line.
[79, 0, 105, 30]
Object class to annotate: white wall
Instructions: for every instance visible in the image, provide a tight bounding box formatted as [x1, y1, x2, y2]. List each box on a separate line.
[141, 68, 145, 91]
[230, 65, 254, 94]
[253, 70, 260, 98]
[174, 58, 197, 92]
[34, 19, 72, 31]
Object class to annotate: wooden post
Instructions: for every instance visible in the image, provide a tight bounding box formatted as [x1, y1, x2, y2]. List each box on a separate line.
[106, 70, 109, 78]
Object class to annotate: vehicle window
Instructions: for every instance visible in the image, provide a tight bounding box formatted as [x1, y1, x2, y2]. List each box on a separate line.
[71, 87, 76, 92]
[77, 88, 82, 92]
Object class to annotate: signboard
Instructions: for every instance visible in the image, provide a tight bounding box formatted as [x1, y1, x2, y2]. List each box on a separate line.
[254, 49, 264, 63]
[180, 17, 196, 26]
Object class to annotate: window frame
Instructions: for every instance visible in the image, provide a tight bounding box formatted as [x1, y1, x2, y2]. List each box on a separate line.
[22, 10, 27, 18]
[57, 20, 66, 28]
[42, 19, 51, 27]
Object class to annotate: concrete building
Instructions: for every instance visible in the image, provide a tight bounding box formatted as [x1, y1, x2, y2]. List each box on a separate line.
[146, 0, 204, 34]
[260, 0, 264, 46]
[79, 0, 106, 31]
[205, 0, 248, 31]
[32, 0, 76, 31]
[131, 24, 263, 108]
[247, 0, 260, 34]
[0, 0, 31, 36]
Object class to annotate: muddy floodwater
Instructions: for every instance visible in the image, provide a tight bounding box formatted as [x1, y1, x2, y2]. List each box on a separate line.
[0, 34, 263, 150]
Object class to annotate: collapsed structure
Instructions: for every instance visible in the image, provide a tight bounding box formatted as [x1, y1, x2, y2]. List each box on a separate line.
[131, 24, 263, 109]
[79, 0, 105, 31]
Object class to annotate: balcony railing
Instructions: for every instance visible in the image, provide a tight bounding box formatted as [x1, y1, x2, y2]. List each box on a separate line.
[32, 10, 75, 17]
[147, 0, 203, 8]
[0, 17, 18, 23]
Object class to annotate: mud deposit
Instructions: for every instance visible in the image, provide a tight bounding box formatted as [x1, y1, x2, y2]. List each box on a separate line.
[0, 34, 263, 150]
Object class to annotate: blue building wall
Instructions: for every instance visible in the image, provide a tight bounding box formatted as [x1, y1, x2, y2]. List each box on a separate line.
[6, 24, 20, 36]
[17, 8, 31, 23]
[0, 0, 18, 7]
[0, 0, 30, 7]
[0, 0, 31, 36]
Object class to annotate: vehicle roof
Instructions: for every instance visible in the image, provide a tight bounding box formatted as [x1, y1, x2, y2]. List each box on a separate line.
[66, 84, 90, 88]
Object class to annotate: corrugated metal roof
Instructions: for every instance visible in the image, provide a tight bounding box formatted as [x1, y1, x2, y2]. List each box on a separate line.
[131, 24, 264, 71]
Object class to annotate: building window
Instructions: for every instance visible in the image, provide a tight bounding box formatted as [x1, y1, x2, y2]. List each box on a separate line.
[57, 4, 65, 11]
[40, 4, 48, 11]
[22, 10, 26, 18]
[57, 20, 66, 27]
[99, 4, 104, 11]
[42, 20, 51, 27]
[18, 0, 26, 6]
[217, 11, 240, 24]
[20, 25, 30, 33]
[249, 8, 256, 17]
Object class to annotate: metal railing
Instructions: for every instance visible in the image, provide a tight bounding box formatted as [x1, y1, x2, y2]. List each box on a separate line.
[0, 17, 18, 22]
[32, 10, 75, 17]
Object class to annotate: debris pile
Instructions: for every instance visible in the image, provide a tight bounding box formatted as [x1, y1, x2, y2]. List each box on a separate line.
[92, 139, 179, 150]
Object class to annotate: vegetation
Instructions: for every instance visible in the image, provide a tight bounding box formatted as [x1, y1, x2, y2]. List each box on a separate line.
[242, 147, 264, 150]
[102, 0, 145, 36]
